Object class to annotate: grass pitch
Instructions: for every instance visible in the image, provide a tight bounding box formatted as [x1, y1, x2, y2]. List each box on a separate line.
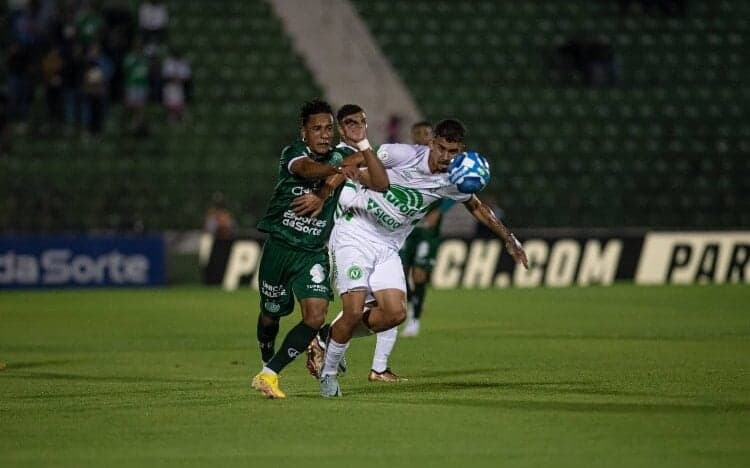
[1, 285, 749, 467]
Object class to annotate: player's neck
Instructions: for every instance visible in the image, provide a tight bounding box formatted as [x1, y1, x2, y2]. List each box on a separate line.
[340, 138, 358, 149]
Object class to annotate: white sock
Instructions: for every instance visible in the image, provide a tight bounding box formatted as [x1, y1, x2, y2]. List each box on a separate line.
[322, 338, 350, 377]
[371, 327, 398, 373]
[261, 366, 277, 375]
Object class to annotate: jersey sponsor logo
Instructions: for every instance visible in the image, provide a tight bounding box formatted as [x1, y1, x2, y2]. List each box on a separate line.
[264, 301, 281, 313]
[366, 198, 403, 230]
[310, 263, 326, 284]
[281, 210, 327, 236]
[261, 281, 286, 298]
[347, 265, 363, 280]
[385, 185, 424, 215]
[291, 186, 312, 196]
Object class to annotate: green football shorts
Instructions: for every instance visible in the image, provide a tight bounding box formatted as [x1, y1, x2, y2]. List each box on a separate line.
[257, 237, 333, 317]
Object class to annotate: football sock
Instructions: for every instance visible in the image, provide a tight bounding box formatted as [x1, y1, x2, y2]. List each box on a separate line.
[261, 366, 277, 376]
[411, 282, 427, 320]
[371, 327, 398, 373]
[257, 314, 280, 363]
[318, 323, 331, 344]
[322, 338, 350, 377]
[266, 321, 317, 374]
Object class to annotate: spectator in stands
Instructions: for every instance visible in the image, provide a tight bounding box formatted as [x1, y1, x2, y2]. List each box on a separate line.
[75, 0, 104, 47]
[138, 0, 169, 45]
[102, 1, 136, 102]
[5, 42, 34, 124]
[0, 91, 11, 156]
[123, 40, 149, 135]
[204, 192, 236, 240]
[41, 46, 64, 121]
[80, 43, 113, 135]
[556, 36, 620, 86]
[161, 47, 191, 123]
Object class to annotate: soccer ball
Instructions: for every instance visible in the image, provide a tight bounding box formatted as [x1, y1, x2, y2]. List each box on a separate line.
[448, 151, 490, 194]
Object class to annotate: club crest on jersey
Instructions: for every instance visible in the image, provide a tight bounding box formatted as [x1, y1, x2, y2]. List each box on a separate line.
[347, 265, 363, 280]
[264, 302, 281, 313]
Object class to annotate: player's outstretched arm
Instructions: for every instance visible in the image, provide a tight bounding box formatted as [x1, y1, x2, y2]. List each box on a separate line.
[463, 195, 528, 269]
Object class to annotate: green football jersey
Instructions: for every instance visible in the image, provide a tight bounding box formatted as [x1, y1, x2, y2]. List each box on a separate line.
[257, 140, 348, 251]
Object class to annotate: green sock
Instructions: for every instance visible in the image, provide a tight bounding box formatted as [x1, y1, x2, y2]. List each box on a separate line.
[256, 314, 279, 364]
[266, 321, 317, 373]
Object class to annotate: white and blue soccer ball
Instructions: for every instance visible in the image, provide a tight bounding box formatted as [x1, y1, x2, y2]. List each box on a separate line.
[448, 151, 490, 194]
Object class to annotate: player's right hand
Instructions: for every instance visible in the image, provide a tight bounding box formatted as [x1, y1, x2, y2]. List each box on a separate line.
[292, 193, 325, 217]
[339, 164, 360, 181]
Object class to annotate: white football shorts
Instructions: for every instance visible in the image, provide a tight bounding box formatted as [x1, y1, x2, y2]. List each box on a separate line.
[329, 228, 406, 296]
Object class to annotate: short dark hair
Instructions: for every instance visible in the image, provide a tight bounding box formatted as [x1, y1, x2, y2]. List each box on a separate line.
[336, 104, 364, 123]
[300, 98, 333, 127]
[433, 119, 466, 143]
[411, 120, 432, 130]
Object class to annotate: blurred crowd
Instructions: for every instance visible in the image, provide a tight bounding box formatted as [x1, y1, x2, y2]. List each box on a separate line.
[3, 0, 191, 142]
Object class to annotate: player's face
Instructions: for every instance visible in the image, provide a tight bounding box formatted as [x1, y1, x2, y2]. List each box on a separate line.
[428, 136, 464, 172]
[338, 111, 367, 145]
[302, 113, 335, 155]
[411, 126, 433, 145]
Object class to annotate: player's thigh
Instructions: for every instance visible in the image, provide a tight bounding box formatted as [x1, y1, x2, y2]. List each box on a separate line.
[257, 240, 296, 317]
[289, 249, 334, 304]
[330, 243, 375, 296]
[369, 249, 407, 294]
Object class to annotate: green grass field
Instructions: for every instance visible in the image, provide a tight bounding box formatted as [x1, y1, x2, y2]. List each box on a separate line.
[1, 285, 749, 467]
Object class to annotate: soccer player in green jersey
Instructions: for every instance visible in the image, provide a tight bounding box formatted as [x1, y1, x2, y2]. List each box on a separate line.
[250, 99, 388, 399]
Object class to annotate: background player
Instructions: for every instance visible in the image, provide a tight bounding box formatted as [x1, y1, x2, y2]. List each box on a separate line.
[318, 119, 529, 397]
[250, 98, 386, 399]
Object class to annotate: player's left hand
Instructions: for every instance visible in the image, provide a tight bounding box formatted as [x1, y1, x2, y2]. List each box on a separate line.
[506, 233, 528, 269]
[292, 193, 325, 217]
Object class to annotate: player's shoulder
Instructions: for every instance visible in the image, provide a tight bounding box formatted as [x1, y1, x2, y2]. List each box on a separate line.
[378, 143, 424, 166]
[435, 176, 472, 202]
[281, 140, 308, 160]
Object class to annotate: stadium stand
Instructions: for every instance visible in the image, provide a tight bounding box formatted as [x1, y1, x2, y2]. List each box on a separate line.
[350, 0, 749, 228]
[1, 0, 747, 231]
[1, 0, 322, 232]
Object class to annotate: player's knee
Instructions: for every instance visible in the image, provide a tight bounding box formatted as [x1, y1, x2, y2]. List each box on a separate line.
[300, 302, 327, 329]
[386, 305, 407, 328]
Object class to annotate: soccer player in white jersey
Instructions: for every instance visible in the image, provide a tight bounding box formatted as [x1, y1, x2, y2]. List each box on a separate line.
[301, 104, 406, 382]
[315, 119, 529, 397]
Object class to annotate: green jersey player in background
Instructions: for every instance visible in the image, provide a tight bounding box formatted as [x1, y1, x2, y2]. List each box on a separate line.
[250, 99, 387, 399]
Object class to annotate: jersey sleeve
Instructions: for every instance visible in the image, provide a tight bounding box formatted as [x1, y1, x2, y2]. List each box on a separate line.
[377, 144, 416, 169]
[438, 184, 472, 203]
[280, 141, 310, 175]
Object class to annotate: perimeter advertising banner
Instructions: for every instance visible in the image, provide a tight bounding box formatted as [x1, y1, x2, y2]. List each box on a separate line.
[202, 231, 750, 291]
[0, 235, 165, 289]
